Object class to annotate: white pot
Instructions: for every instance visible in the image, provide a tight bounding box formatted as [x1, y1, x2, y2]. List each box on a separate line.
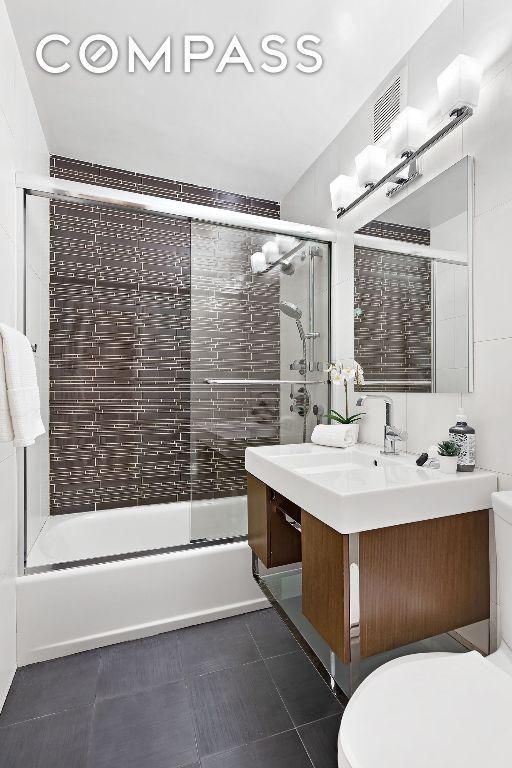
[438, 455, 458, 474]
[351, 424, 360, 444]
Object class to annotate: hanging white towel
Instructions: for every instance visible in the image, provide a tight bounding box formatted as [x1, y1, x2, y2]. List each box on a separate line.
[0, 336, 14, 443]
[311, 424, 355, 449]
[0, 324, 45, 447]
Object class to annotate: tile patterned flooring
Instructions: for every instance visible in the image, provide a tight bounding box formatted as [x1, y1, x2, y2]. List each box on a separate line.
[0, 609, 343, 767]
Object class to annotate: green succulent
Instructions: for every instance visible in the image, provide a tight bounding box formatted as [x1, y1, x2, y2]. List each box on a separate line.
[327, 409, 365, 425]
[437, 440, 460, 457]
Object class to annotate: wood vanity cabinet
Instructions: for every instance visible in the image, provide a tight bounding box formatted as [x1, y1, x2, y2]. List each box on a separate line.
[247, 473, 301, 568]
[247, 473, 490, 663]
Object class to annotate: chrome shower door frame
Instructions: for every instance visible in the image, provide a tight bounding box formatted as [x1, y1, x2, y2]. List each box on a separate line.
[16, 173, 336, 574]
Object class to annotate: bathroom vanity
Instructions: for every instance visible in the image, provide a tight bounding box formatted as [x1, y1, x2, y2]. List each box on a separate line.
[246, 443, 497, 694]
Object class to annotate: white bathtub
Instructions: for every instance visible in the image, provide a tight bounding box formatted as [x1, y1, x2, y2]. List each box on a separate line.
[17, 541, 267, 665]
[17, 496, 266, 665]
[27, 496, 248, 568]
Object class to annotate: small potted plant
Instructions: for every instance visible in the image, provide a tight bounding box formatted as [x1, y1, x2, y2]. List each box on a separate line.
[326, 360, 365, 442]
[437, 440, 460, 474]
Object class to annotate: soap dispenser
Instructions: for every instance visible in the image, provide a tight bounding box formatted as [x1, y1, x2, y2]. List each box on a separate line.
[449, 408, 475, 472]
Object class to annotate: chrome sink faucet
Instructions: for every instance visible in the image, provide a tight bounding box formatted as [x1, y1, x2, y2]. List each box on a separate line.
[356, 395, 407, 455]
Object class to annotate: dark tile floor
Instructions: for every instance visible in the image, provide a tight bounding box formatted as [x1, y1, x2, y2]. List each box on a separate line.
[0, 608, 343, 768]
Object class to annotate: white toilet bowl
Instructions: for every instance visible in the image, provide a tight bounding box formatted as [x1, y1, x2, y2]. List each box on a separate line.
[338, 491, 512, 768]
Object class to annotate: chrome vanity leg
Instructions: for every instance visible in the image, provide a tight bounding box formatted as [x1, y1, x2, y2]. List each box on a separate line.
[489, 509, 498, 654]
[348, 532, 361, 695]
[329, 651, 336, 691]
[252, 551, 260, 580]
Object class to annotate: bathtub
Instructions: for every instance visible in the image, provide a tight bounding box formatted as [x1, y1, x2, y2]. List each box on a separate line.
[26, 496, 248, 568]
[17, 497, 267, 665]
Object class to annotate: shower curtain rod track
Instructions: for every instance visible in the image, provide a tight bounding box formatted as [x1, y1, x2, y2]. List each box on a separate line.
[16, 172, 337, 243]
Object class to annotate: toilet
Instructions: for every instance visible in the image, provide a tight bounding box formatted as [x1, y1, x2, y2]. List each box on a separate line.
[338, 491, 512, 768]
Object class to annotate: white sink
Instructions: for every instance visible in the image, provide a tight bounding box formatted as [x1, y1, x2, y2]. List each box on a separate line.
[245, 443, 497, 534]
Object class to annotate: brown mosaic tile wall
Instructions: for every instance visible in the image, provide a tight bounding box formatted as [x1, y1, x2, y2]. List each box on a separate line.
[49, 156, 280, 515]
[354, 221, 432, 394]
[50, 156, 280, 219]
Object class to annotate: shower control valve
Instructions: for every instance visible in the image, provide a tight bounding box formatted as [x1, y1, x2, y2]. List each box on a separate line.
[290, 386, 310, 416]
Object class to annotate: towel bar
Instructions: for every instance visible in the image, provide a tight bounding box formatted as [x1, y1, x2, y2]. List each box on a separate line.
[203, 379, 326, 385]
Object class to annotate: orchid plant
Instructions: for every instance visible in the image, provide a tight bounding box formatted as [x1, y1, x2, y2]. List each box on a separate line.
[326, 360, 365, 425]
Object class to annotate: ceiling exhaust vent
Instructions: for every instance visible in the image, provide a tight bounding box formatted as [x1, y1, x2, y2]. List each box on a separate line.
[373, 68, 407, 143]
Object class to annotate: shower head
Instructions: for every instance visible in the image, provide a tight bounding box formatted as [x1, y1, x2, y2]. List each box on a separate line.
[279, 301, 302, 320]
[279, 301, 306, 343]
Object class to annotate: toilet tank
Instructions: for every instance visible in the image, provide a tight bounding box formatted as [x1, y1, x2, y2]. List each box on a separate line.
[493, 492, 512, 650]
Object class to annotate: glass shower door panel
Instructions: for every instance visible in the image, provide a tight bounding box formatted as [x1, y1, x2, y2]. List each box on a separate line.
[25, 197, 194, 569]
[190, 222, 330, 542]
[190, 222, 281, 541]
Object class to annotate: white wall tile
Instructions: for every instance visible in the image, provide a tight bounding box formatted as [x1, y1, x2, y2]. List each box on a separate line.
[497, 473, 512, 492]
[0, 453, 17, 579]
[0, 568, 15, 710]
[280, 164, 316, 225]
[464, 62, 512, 217]
[0, 110, 16, 242]
[473, 200, 512, 342]
[406, 393, 461, 454]
[331, 231, 354, 287]
[331, 280, 354, 360]
[418, 125, 464, 187]
[407, 0, 464, 119]
[0, 451, 17, 709]
[463, 0, 512, 85]
[462, 339, 512, 475]
[0, 227, 15, 327]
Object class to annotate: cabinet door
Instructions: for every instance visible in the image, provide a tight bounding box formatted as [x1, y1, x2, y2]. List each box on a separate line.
[247, 473, 301, 568]
[247, 473, 270, 565]
[359, 510, 490, 656]
[301, 510, 350, 662]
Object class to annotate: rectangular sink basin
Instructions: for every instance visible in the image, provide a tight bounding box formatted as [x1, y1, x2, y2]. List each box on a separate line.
[272, 450, 377, 474]
[245, 443, 497, 534]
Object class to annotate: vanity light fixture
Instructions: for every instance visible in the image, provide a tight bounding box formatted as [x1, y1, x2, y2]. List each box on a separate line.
[355, 145, 387, 187]
[332, 54, 481, 218]
[389, 106, 428, 156]
[437, 54, 482, 117]
[250, 251, 266, 273]
[330, 174, 363, 212]
[262, 239, 280, 263]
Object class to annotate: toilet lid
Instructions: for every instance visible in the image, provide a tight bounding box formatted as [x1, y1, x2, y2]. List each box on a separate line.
[339, 651, 512, 768]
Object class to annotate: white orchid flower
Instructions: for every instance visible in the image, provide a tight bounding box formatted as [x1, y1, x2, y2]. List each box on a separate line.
[327, 359, 365, 384]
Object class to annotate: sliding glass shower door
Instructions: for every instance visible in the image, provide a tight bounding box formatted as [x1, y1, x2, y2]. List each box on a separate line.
[23, 185, 330, 570]
[189, 221, 330, 543]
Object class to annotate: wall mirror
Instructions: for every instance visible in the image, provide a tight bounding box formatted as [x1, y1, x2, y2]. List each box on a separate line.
[353, 156, 472, 394]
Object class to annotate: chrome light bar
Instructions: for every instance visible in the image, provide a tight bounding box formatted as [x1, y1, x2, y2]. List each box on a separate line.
[337, 106, 473, 219]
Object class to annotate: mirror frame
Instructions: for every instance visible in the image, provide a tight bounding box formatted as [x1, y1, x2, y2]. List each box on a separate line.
[349, 155, 474, 395]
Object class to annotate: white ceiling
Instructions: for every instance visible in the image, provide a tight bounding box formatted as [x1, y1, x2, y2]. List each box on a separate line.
[7, 0, 452, 202]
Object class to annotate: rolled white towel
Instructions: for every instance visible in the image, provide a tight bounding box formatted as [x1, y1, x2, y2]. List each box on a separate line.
[311, 424, 355, 449]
